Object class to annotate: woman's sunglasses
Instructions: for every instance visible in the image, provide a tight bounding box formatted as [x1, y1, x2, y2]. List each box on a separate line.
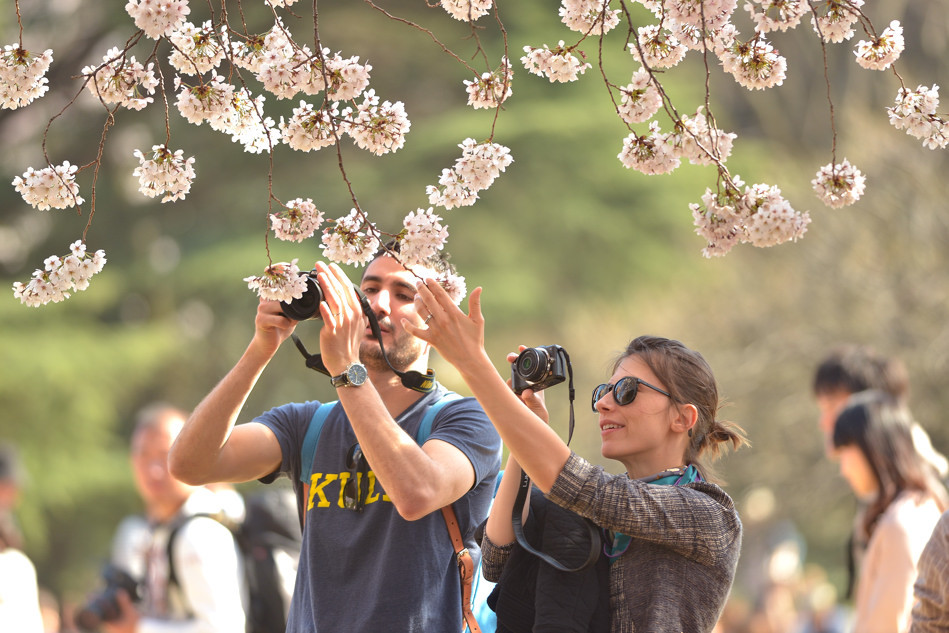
[591, 377, 671, 412]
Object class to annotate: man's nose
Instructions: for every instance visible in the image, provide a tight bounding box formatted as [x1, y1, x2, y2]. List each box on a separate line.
[372, 289, 391, 315]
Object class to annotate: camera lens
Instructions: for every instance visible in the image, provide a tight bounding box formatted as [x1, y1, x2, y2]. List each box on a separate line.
[280, 275, 324, 321]
[515, 348, 550, 382]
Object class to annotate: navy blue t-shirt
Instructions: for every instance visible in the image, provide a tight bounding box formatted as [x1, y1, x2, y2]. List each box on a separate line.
[257, 386, 502, 633]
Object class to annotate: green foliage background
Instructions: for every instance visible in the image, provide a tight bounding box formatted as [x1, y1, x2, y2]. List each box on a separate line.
[1, 0, 948, 618]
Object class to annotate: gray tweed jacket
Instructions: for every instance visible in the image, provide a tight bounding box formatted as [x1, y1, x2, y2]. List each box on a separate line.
[483, 452, 742, 633]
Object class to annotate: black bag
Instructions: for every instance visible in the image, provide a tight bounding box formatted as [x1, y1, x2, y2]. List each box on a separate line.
[168, 486, 302, 633]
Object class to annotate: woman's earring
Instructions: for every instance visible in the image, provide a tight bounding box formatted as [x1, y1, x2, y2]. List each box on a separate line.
[688, 428, 693, 438]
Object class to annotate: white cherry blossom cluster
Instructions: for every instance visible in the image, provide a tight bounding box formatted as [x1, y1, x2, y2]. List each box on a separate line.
[13, 241, 106, 307]
[426, 139, 513, 210]
[854, 21, 904, 71]
[629, 26, 688, 70]
[399, 209, 449, 268]
[321, 209, 381, 267]
[887, 85, 948, 150]
[270, 198, 324, 243]
[210, 87, 281, 154]
[126, 0, 190, 39]
[560, 0, 621, 36]
[13, 161, 84, 210]
[719, 37, 787, 90]
[440, 0, 493, 22]
[616, 68, 663, 124]
[132, 145, 196, 203]
[745, 0, 809, 33]
[243, 259, 309, 303]
[168, 21, 226, 76]
[0, 44, 52, 110]
[343, 89, 411, 156]
[464, 57, 513, 110]
[811, 159, 866, 208]
[280, 101, 343, 152]
[521, 41, 592, 83]
[618, 122, 681, 175]
[323, 53, 372, 102]
[670, 109, 737, 166]
[660, 0, 737, 30]
[81, 48, 158, 111]
[691, 179, 811, 257]
[174, 74, 235, 126]
[438, 272, 467, 306]
[811, 0, 864, 43]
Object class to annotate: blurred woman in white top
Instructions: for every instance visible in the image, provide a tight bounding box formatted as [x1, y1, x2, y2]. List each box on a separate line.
[833, 390, 948, 633]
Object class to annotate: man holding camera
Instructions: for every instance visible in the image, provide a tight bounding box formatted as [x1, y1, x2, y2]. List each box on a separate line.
[169, 251, 502, 633]
[99, 404, 246, 633]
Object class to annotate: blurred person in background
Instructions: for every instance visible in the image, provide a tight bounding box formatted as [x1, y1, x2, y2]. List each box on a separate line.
[93, 404, 246, 633]
[812, 345, 948, 606]
[812, 345, 946, 474]
[0, 442, 45, 633]
[831, 391, 947, 633]
[413, 278, 748, 633]
[910, 508, 949, 633]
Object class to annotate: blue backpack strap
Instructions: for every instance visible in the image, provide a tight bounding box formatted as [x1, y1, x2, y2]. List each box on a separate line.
[300, 401, 338, 484]
[416, 391, 462, 444]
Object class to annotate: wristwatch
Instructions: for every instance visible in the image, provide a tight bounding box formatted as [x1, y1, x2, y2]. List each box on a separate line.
[331, 362, 369, 388]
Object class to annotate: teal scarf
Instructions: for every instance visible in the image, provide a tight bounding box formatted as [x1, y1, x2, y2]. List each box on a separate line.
[603, 464, 703, 563]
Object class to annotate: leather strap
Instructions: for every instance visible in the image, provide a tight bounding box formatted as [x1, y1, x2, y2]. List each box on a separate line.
[441, 506, 482, 633]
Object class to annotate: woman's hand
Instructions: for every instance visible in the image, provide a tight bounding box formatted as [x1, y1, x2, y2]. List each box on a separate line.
[507, 345, 550, 424]
[508, 349, 551, 424]
[406, 281, 488, 370]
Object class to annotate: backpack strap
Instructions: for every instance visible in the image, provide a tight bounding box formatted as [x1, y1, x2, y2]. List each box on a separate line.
[416, 391, 462, 443]
[301, 401, 339, 485]
[412, 392, 481, 633]
[165, 513, 220, 616]
[299, 401, 339, 529]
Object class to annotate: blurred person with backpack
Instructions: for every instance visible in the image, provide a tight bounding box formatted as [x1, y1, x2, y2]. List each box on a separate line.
[168, 251, 502, 633]
[832, 391, 947, 633]
[91, 404, 247, 633]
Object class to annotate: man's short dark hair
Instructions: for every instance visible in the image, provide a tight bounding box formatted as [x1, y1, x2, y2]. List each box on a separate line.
[813, 344, 910, 400]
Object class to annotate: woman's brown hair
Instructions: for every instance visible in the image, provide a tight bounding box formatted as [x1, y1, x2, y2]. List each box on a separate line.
[616, 335, 748, 481]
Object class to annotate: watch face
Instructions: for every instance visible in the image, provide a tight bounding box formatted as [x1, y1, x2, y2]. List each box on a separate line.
[347, 363, 368, 386]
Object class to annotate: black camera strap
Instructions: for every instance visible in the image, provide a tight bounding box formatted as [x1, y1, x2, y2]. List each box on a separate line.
[510, 469, 601, 573]
[290, 288, 435, 393]
[509, 348, 594, 571]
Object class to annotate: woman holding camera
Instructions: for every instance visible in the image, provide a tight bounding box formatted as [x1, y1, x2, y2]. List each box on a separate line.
[832, 390, 947, 633]
[407, 283, 747, 633]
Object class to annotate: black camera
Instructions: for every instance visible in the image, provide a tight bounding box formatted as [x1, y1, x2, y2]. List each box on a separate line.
[75, 565, 141, 631]
[511, 345, 569, 394]
[281, 270, 325, 321]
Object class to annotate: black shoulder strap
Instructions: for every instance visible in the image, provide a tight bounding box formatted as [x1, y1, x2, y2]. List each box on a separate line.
[166, 513, 219, 588]
[510, 471, 600, 572]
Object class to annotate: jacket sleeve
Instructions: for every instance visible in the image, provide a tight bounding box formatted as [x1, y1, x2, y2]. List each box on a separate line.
[546, 452, 741, 568]
[480, 533, 515, 583]
[912, 511, 949, 633]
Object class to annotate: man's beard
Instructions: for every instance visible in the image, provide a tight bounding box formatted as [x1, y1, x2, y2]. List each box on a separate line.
[360, 318, 426, 372]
